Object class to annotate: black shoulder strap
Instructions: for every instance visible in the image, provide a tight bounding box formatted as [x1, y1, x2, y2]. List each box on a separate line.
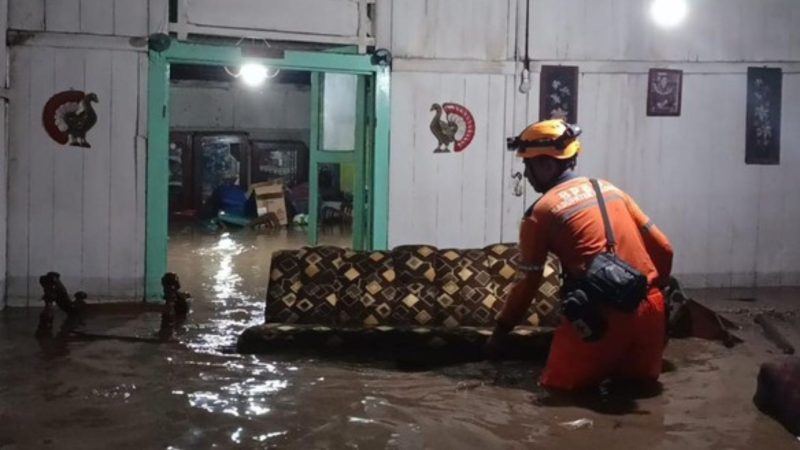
[590, 178, 616, 253]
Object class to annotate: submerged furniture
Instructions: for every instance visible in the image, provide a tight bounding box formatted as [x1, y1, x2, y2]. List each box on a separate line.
[238, 244, 563, 361]
[754, 357, 800, 436]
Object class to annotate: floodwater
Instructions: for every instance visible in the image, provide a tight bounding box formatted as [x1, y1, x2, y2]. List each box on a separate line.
[0, 229, 797, 449]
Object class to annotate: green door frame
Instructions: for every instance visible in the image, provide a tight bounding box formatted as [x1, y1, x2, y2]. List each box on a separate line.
[307, 73, 369, 249]
[146, 40, 391, 299]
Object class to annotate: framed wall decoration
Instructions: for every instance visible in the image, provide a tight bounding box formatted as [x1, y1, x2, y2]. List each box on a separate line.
[539, 65, 579, 124]
[429, 102, 476, 153]
[646, 69, 682, 116]
[42, 90, 99, 147]
[746, 67, 782, 165]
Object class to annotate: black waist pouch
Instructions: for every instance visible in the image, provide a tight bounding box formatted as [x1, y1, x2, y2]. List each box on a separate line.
[578, 179, 649, 313]
[582, 252, 648, 313]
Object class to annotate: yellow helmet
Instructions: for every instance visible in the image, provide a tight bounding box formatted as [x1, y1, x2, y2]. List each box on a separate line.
[506, 119, 582, 159]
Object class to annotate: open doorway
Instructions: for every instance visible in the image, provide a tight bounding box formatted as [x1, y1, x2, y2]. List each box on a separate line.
[146, 40, 390, 299]
[167, 65, 354, 248]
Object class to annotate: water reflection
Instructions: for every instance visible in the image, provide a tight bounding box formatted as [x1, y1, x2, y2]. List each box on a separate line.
[348, 416, 377, 424]
[181, 233, 264, 356]
[254, 431, 289, 442]
[90, 383, 137, 401]
[230, 427, 244, 444]
[185, 370, 288, 418]
[186, 389, 273, 418]
[205, 233, 245, 301]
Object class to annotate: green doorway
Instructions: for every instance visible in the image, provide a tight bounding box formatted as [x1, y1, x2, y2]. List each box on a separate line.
[147, 40, 390, 299]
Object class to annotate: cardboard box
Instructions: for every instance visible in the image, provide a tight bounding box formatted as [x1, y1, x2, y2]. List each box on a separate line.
[251, 180, 288, 225]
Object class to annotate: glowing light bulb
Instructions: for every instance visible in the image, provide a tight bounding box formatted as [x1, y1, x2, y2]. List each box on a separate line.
[650, 0, 688, 28]
[239, 63, 268, 87]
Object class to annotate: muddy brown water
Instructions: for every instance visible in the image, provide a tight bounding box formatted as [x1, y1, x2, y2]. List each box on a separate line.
[0, 230, 797, 449]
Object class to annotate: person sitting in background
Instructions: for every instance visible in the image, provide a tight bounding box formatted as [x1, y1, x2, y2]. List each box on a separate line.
[201, 172, 252, 229]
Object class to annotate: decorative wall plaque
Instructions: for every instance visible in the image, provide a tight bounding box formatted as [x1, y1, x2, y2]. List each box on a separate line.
[539, 65, 579, 124]
[647, 68, 682, 117]
[42, 90, 98, 148]
[429, 102, 475, 153]
[746, 67, 782, 165]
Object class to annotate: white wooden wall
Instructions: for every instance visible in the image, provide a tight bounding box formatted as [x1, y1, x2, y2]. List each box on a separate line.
[525, 0, 800, 286]
[1, 0, 9, 299]
[6, 44, 148, 306]
[390, 0, 514, 60]
[172, 0, 373, 49]
[170, 81, 310, 142]
[183, 0, 359, 36]
[387, 0, 522, 250]
[8, 0, 167, 35]
[528, 0, 800, 62]
[386, 0, 800, 288]
[389, 73, 508, 248]
[572, 68, 800, 287]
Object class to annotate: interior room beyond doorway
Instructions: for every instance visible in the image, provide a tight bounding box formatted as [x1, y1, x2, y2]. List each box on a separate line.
[167, 63, 354, 269]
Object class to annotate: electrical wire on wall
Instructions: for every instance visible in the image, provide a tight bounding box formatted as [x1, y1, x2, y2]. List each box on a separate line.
[518, 0, 531, 94]
[511, 0, 532, 199]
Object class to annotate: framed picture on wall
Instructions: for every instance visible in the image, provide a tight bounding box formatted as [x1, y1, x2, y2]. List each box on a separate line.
[746, 67, 782, 165]
[539, 65, 579, 124]
[646, 69, 683, 116]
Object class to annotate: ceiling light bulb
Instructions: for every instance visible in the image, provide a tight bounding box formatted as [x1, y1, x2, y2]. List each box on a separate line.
[240, 63, 268, 87]
[650, 0, 688, 28]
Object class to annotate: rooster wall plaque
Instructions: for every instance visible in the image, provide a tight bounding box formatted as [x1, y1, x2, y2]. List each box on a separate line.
[429, 102, 475, 153]
[42, 90, 98, 148]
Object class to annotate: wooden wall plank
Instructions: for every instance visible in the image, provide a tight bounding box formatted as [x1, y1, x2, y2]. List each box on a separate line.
[6, 48, 32, 304]
[51, 49, 86, 292]
[148, 0, 169, 34]
[25, 47, 56, 303]
[80, 0, 114, 35]
[483, 75, 505, 245]
[433, 74, 466, 247]
[184, 0, 359, 37]
[8, 0, 45, 31]
[778, 74, 800, 285]
[45, 0, 81, 33]
[109, 51, 141, 298]
[391, 0, 508, 60]
[0, 102, 6, 300]
[0, 0, 5, 79]
[386, 73, 415, 247]
[409, 73, 440, 246]
[134, 52, 148, 299]
[460, 74, 489, 247]
[436, 78, 461, 246]
[500, 76, 527, 242]
[82, 50, 112, 298]
[0, 0, 8, 300]
[114, 0, 149, 36]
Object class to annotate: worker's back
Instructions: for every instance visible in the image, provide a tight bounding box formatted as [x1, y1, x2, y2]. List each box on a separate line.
[531, 177, 660, 285]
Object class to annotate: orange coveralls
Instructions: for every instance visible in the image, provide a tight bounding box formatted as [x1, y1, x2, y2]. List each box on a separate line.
[498, 177, 674, 391]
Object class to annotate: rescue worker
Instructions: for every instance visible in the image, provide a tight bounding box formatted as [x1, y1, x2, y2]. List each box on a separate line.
[486, 119, 674, 392]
